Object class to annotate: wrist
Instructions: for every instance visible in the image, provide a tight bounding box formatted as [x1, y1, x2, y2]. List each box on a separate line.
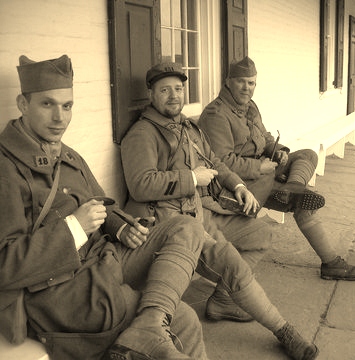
[234, 183, 246, 191]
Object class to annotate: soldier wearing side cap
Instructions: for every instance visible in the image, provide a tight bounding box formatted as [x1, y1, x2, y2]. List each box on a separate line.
[0, 55, 211, 360]
[199, 56, 355, 281]
[121, 61, 319, 360]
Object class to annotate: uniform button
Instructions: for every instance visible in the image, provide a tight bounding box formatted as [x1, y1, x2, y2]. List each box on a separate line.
[49, 278, 54, 281]
[63, 188, 69, 194]
[39, 337, 46, 343]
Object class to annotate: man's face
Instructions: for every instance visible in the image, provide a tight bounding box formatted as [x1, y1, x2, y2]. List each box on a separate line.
[149, 76, 185, 118]
[227, 76, 257, 105]
[19, 88, 74, 143]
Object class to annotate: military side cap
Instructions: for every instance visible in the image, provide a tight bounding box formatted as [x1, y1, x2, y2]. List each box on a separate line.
[17, 55, 73, 93]
[146, 62, 187, 88]
[228, 56, 257, 78]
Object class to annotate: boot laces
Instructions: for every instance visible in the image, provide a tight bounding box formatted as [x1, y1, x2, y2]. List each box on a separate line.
[162, 315, 184, 352]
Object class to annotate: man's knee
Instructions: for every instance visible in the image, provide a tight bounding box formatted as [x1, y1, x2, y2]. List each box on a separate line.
[157, 215, 205, 253]
[229, 218, 272, 252]
[293, 208, 321, 227]
[294, 149, 318, 167]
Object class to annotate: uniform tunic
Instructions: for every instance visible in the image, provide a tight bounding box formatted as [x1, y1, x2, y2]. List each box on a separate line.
[199, 84, 289, 180]
[122, 105, 272, 269]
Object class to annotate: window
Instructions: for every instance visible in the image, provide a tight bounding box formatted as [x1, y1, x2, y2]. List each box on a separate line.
[107, 0, 246, 142]
[320, 0, 344, 92]
[160, 0, 201, 113]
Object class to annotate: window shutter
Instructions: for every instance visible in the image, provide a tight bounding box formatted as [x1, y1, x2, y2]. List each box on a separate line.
[222, 0, 248, 81]
[320, 0, 329, 92]
[108, 0, 161, 143]
[334, 0, 344, 88]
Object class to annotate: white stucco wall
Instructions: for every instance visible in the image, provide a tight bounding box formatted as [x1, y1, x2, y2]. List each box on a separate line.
[248, 0, 354, 144]
[0, 0, 124, 200]
[1, 0, 355, 200]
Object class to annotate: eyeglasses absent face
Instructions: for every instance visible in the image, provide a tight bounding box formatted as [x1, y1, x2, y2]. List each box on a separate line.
[149, 76, 185, 118]
[17, 88, 74, 143]
[227, 76, 257, 105]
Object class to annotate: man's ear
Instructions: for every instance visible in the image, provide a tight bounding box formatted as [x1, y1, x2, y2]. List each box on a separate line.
[147, 88, 153, 101]
[16, 94, 29, 114]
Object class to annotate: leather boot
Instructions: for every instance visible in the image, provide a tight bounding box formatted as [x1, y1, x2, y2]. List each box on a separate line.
[267, 183, 325, 212]
[206, 286, 254, 322]
[274, 322, 319, 360]
[321, 256, 355, 280]
[107, 308, 193, 360]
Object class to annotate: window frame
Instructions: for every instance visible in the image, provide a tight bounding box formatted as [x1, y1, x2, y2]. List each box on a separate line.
[320, 0, 344, 92]
[160, 0, 203, 115]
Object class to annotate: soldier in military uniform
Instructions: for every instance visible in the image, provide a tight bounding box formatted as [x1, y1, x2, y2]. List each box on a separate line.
[199, 56, 355, 281]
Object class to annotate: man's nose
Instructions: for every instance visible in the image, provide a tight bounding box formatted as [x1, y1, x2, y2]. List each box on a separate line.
[52, 106, 63, 121]
[169, 89, 179, 98]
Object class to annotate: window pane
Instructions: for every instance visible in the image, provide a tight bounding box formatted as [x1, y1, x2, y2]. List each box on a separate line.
[161, 0, 171, 26]
[162, 29, 172, 62]
[160, 0, 201, 107]
[186, 0, 197, 30]
[172, 0, 181, 28]
[175, 30, 183, 64]
[188, 32, 198, 67]
[188, 69, 199, 103]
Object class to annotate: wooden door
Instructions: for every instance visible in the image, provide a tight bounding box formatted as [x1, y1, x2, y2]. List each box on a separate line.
[221, 0, 248, 81]
[108, 0, 161, 143]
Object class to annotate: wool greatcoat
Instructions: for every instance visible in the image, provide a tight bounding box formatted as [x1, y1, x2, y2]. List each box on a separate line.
[122, 105, 272, 269]
[199, 84, 290, 181]
[0, 118, 207, 360]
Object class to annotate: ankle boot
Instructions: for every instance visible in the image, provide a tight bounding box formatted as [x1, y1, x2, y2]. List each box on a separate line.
[274, 322, 319, 360]
[321, 256, 355, 280]
[107, 308, 193, 360]
[269, 183, 325, 212]
[206, 286, 254, 322]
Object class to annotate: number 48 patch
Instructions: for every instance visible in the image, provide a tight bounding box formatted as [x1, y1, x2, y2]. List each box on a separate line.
[34, 156, 50, 167]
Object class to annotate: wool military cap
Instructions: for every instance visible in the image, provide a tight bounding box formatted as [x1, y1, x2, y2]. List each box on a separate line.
[17, 55, 73, 93]
[146, 62, 187, 88]
[228, 56, 257, 78]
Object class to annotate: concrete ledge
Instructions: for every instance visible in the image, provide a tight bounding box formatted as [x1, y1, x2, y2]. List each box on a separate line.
[289, 113, 355, 177]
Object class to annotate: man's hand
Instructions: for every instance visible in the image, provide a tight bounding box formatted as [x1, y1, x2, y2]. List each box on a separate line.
[73, 199, 107, 235]
[260, 157, 278, 174]
[120, 217, 154, 249]
[275, 150, 288, 166]
[234, 186, 259, 215]
[193, 166, 218, 186]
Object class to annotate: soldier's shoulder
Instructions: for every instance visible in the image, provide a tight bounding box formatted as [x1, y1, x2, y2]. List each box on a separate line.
[203, 98, 224, 115]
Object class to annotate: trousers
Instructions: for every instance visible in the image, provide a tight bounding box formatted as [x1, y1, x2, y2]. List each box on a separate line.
[203, 208, 272, 269]
[26, 216, 208, 360]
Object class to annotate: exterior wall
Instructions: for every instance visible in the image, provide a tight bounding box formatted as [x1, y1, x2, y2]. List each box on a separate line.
[0, 0, 126, 203]
[248, 0, 355, 143]
[1, 0, 355, 203]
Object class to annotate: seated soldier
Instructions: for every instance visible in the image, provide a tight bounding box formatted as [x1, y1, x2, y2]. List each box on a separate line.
[199, 56, 355, 282]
